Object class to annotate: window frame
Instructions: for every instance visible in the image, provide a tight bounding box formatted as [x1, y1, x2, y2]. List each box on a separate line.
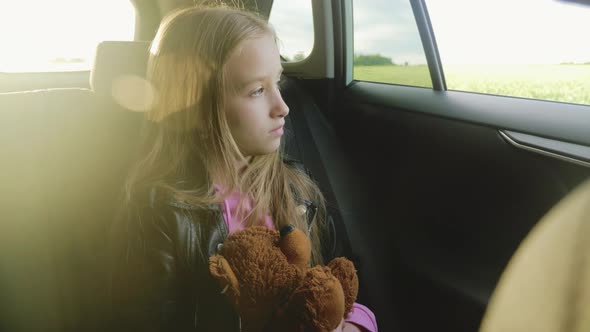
[341, 0, 590, 147]
[346, 0, 442, 90]
[346, 0, 590, 107]
[271, 0, 335, 79]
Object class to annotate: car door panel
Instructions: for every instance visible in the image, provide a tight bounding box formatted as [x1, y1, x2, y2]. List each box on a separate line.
[328, 83, 590, 331]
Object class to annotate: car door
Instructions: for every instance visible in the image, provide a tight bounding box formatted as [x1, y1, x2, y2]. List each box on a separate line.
[331, 0, 590, 331]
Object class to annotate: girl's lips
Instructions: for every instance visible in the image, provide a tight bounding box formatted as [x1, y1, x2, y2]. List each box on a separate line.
[270, 125, 284, 136]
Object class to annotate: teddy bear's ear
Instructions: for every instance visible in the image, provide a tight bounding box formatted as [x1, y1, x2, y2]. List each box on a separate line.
[209, 255, 240, 305]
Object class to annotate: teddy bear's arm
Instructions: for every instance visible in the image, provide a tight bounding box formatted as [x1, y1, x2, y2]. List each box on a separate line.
[279, 225, 311, 269]
[327, 257, 359, 315]
[209, 255, 240, 306]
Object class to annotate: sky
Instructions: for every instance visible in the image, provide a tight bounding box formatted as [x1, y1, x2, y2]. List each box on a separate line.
[427, 0, 590, 65]
[1, 0, 589, 71]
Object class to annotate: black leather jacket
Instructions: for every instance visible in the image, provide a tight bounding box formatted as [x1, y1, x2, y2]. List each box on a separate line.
[108, 174, 337, 331]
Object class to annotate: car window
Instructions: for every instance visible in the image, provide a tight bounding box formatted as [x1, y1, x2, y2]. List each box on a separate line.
[0, 0, 135, 73]
[268, 0, 314, 62]
[426, 0, 590, 105]
[352, 0, 432, 88]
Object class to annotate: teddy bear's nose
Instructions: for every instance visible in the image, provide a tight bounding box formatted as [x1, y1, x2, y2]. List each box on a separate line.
[280, 224, 296, 237]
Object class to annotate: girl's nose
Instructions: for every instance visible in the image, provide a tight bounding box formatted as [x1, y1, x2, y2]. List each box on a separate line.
[272, 90, 289, 118]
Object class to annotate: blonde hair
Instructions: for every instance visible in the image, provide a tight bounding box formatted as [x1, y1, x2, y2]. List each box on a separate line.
[124, 6, 327, 264]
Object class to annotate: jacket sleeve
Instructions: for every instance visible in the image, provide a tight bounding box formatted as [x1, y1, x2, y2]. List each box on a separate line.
[107, 202, 191, 332]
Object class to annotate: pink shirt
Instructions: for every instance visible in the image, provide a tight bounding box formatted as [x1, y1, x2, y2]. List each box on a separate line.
[217, 186, 378, 332]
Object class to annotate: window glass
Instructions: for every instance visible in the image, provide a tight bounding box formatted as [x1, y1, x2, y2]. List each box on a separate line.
[353, 0, 432, 88]
[268, 0, 314, 62]
[0, 0, 135, 72]
[426, 0, 590, 105]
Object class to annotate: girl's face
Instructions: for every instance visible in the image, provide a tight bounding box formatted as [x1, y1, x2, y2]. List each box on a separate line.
[224, 33, 289, 159]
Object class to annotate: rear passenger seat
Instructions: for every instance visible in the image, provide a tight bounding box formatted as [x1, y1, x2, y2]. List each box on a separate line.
[0, 40, 362, 332]
[0, 42, 146, 332]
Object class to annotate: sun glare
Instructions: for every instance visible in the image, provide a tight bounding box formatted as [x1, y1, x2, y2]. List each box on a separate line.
[426, 0, 590, 65]
[0, 0, 135, 72]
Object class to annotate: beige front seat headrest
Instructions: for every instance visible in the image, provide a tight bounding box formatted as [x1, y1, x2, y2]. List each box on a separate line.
[480, 178, 590, 332]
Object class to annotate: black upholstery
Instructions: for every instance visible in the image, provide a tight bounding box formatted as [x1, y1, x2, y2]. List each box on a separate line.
[0, 42, 145, 331]
[0, 105, 142, 332]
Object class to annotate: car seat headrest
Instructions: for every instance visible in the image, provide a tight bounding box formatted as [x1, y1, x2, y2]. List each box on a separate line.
[90, 41, 151, 95]
[90, 41, 152, 110]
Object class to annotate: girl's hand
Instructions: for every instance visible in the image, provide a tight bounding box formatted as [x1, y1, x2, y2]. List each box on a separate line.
[331, 319, 344, 332]
[342, 322, 363, 332]
[332, 319, 363, 332]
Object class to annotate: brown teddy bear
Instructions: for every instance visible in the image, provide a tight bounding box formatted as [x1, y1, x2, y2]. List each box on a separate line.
[209, 225, 359, 332]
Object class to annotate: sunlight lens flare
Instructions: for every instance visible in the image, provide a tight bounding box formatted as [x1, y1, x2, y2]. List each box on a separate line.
[111, 75, 156, 112]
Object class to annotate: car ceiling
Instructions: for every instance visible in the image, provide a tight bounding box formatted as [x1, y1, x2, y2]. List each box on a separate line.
[129, 0, 274, 40]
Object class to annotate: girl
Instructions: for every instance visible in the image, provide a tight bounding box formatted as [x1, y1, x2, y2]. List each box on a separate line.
[108, 6, 377, 332]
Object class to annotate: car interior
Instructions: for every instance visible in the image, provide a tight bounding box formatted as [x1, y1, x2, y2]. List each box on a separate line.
[1, 0, 590, 331]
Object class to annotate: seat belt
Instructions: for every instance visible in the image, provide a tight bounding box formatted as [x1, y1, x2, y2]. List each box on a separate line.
[281, 77, 354, 261]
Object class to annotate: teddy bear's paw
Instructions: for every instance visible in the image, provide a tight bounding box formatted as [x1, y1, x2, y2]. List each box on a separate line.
[286, 266, 345, 332]
[279, 225, 311, 270]
[209, 255, 240, 304]
[327, 257, 359, 315]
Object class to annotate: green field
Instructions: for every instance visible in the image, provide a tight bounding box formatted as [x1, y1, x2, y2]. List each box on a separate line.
[354, 64, 590, 105]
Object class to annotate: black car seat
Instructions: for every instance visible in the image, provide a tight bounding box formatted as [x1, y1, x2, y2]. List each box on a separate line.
[0, 42, 144, 331]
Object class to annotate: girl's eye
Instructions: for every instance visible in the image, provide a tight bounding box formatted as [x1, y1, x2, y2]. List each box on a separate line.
[251, 87, 264, 97]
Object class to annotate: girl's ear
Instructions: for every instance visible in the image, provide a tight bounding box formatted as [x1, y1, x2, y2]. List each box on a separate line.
[209, 255, 240, 306]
